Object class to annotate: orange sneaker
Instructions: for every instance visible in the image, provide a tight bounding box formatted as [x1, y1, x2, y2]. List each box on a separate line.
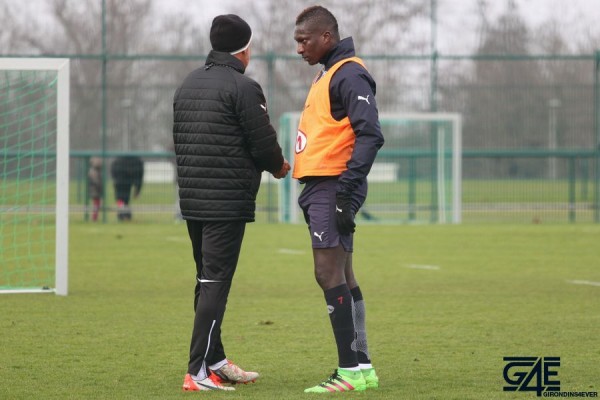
[182, 373, 235, 391]
[211, 360, 259, 384]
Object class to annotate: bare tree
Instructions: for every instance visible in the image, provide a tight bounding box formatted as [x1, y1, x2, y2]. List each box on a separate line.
[229, 0, 428, 119]
[531, 20, 596, 150]
[0, 0, 207, 151]
[459, 1, 549, 178]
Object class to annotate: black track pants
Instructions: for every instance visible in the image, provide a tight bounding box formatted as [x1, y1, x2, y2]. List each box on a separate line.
[185, 220, 246, 377]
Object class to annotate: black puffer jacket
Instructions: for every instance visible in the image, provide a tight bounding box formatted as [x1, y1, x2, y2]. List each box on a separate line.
[173, 51, 284, 221]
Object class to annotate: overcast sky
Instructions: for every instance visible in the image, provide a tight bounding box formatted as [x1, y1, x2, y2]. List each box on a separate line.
[438, 0, 600, 52]
[157, 0, 600, 53]
[15, 0, 600, 55]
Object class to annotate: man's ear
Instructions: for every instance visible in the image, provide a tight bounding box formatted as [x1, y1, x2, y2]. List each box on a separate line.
[233, 48, 250, 66]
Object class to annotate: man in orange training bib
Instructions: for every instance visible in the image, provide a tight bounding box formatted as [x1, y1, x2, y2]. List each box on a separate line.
[293, 5, 385, 393]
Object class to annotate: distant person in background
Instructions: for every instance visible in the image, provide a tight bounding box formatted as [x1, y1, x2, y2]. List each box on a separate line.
[110, 156, 144, 221]
[87, 157, 103, 222]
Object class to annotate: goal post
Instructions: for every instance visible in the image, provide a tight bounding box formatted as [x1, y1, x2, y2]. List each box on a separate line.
[0, 58, 70, 295]
[278, 112, 462, 224]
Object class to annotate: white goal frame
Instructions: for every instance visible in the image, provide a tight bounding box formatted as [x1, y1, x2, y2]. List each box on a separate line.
[278, 112, 462, 224]
[385, 112, 463, 224]
[0, 58, 70, 295]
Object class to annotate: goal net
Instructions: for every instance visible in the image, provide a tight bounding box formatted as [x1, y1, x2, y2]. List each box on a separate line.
[0, 58, 70, 295]
[278, 112, 462, 224]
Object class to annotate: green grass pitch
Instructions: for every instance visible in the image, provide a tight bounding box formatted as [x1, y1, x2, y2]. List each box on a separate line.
[1, 222, 599, 399]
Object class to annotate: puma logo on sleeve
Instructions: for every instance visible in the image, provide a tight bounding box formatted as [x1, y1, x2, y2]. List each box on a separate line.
[357, 95, 370, 104]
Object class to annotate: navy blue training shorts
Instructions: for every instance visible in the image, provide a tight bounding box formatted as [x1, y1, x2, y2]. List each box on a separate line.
[297, 177, 367, 252]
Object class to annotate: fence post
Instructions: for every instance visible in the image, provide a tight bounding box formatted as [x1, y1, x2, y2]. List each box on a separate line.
[594, 51, 600, 222]
[100, 0, 108, 223]
[429, 0, 439, 223]
[265, 52, 276, 223]
[568, 156, 576, 223]
[408, 156, 417, 221]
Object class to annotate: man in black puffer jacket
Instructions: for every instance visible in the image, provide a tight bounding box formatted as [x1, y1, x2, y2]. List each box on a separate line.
[174, 14, 290, 392]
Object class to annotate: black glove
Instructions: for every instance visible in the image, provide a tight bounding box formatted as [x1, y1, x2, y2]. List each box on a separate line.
[335, 192, 355, 235]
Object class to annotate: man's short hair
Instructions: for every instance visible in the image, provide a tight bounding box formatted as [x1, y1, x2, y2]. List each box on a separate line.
[295, 5, 339, 39]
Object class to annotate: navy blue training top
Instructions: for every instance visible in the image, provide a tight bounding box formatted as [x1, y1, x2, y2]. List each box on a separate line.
[319, 37, 385, 195]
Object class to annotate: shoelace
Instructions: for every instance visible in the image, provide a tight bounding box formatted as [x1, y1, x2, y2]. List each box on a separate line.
[320, 370, 341, 387]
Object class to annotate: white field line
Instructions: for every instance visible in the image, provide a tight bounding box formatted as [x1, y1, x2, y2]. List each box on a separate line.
[407, 264, 441, 271]
[165, 236, 188, 242]
[567, 280, 600, 287]
[278, 248, 306, 255]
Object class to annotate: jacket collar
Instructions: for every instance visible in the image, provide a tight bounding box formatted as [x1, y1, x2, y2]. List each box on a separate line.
[320, 37, 356, 70]
[205, 50, 246, 74]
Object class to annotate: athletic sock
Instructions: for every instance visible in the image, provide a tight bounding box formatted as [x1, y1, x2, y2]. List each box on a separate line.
[208, 359, 227, 371]
[324, 284, 358, 368]
[350, 286, 372, 364]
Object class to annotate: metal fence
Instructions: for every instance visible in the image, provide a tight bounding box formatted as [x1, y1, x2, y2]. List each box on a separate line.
[3, 50, 600, 224]
[68, 148, 597, 224]
[2, 0, 600, 223]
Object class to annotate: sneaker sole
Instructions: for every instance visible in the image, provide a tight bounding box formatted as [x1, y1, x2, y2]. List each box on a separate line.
[227, 379, 257, 385]
[212, 372, 259, 385]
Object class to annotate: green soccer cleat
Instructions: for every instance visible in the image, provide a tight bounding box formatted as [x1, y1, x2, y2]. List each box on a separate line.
[361, 367, 379, 389]
[304, 368, 367, 393]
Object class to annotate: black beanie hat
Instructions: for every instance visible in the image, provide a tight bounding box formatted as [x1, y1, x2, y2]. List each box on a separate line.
[210, 14, 252, 53]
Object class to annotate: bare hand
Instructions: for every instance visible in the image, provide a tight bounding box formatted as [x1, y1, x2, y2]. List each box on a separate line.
[272, 159, 291, 179]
